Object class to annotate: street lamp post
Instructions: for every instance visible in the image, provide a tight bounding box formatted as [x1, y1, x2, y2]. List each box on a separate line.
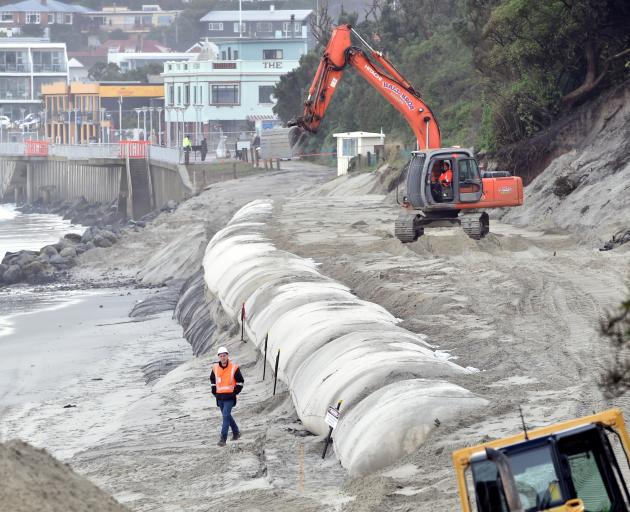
[165, 107, 171, 147]
[141, 107, 148, 141]
[156, 107, 163, 146]
[149, 106, 154, 144]
[100, 107, 106, 143]
[118, 96, 123, 141]
[194, 104, 202, 144]
[134, 108, 141, 138]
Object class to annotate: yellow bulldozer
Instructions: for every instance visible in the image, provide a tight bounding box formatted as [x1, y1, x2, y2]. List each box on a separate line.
[452, 409, 630, 511]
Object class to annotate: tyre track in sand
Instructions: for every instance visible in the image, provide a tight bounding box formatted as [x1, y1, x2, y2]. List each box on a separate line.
[266, 184, 630, 511]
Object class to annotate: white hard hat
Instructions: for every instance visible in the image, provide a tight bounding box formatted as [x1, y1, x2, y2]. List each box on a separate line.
[217, 346, 229, 356]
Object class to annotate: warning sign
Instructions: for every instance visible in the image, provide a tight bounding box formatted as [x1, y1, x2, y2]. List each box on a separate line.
[325, 406, 340, 429]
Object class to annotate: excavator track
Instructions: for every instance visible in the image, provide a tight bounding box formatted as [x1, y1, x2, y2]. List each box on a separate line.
[461, 212, 490, 240]
[395, 213, 422, 243]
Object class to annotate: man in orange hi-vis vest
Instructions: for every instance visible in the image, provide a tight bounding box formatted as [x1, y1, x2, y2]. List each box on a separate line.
[210, 346, 244, 446]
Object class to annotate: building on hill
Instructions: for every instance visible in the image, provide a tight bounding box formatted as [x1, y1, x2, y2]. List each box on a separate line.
[0, 0, 92, 33]
[68, 38, 172, 70]
[200, 6, 313, 46]
[0, 39, 68, 121]
[108, 52, 197, 73]
[85, 5, 181, 34]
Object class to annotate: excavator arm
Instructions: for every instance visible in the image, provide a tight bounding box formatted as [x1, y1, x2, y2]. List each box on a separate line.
[288, 25, 441, 151]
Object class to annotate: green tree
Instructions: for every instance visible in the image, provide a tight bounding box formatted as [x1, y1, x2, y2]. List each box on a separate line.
[462, 0, 630, 148]
[600, 294, 630, 397]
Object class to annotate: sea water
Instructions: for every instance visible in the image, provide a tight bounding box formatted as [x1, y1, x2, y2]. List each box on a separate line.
[0, 203, 84, 261]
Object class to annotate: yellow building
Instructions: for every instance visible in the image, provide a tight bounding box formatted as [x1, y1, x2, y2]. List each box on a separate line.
[42, 82, 164, 144]
[42, 82, 100, 144]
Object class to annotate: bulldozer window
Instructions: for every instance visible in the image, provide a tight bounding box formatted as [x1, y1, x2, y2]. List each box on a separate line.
[471, 443, 566, 512]
[557, 427, 629, 511]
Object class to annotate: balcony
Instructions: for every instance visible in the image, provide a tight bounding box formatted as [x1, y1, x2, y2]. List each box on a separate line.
[32, 64, 66, 73]
[0, 90, 30, 100]
[0, 64, 29, 73]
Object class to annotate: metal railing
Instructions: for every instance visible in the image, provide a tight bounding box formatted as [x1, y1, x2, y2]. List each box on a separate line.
[0, 142, 25, 155]
[49, 144, 120, 159]
[148, 144, 180, 164]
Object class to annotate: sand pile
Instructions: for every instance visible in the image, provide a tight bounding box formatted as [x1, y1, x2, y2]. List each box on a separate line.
[0, 440, 128, 512]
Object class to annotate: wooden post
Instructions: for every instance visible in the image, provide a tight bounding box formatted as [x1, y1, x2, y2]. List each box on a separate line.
[262, 333, 268, 380]
[322, 400, 343, 459]
[273, 349, 280, 396]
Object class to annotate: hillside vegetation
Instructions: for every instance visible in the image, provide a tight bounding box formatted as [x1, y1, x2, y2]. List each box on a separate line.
[274, 0, 630, 154]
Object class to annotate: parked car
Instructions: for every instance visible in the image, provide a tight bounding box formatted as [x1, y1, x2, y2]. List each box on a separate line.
[18, 114, 39, 131]
[0, 115, 10, 128]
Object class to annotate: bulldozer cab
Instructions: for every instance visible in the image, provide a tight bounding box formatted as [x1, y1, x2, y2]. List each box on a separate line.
[453, 409, 630, 512]
[404, 149, 483, 209]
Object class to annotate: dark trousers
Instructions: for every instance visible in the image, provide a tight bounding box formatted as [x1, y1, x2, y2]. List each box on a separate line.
[218, 398, 239, 440]
[184, 148, 190, 164]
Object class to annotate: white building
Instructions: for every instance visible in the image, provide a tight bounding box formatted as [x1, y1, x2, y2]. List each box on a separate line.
[333, 131, 386, 176]
[162, 51, 299, 144]
[108, 51, 197, 72]
[0, 39, 68, 121]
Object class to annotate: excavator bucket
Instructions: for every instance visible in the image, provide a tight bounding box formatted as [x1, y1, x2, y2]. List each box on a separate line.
[288, 126, 308, 154]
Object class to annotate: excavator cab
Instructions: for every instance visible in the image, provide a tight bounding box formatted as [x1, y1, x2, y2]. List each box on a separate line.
[452, 409, 630, 512]
[403, 149, 483, 209]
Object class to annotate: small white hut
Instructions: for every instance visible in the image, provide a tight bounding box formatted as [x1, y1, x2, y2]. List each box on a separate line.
[332, 131, 385, 176]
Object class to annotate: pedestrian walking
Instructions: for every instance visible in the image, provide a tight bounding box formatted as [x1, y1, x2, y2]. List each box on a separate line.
[210, 346, 244, 446]
[200, 137, 208, 161]
[183, 134, 192, 164]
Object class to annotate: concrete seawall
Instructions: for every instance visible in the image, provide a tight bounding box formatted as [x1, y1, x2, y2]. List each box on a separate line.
[1, 155, 267, 218]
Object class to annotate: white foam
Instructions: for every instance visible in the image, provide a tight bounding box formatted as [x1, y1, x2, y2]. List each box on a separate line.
[0, 203, 17, 221]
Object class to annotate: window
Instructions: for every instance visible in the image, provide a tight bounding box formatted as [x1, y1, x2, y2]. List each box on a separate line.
[208, 22, 223, 30]
[26, 12, 40, 24]
[0, 77, 30, 100]
[1, 13, 13, 23]
[167, 84, 174, 106]
[48, 14, 54, 24]
[258, 85, 274, 104]
[256, 21, 272, 33]
[342, 138, 357, 157]
[0, 50, 28, 72]
[211, 84, 239, 105]
[233, 50, 239, 60]
[64, 13, 72, 24]
[32, 51, 64, 72]
[294, 21, 301, 33]
[263, 49, 283, 60]
[458, 159, 480, 183]
[233, 22, 245, 34]
[56, 12, 63, 23]
[282, 21, 291, 36]
[184, 83, 190, 105]
[176, 86, 181, 105]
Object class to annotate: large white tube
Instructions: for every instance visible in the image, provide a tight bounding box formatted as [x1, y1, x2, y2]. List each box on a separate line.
[202, 199, 488, 475]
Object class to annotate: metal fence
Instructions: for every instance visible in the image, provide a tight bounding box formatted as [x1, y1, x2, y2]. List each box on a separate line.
[49, 144, 121, 159]
[148, 145, 181, 164]
[0, 142, 25, 155]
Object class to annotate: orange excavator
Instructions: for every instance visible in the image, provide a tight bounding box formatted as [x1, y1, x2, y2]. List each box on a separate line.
[288, 24, 524, 242]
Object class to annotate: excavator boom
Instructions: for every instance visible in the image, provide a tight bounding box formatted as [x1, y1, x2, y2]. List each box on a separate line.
[289, 25, 441, 151]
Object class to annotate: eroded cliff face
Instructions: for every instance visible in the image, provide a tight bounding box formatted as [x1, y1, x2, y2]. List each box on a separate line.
[496, 81, 630, 242]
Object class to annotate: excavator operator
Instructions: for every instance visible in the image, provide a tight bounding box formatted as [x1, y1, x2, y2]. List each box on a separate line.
[440, 161, 453, 201]
[430, 161, 443, 202]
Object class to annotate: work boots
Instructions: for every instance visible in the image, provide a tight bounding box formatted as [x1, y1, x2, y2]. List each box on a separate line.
[217, 437, 226, 447]
[232, 432, 241, 441]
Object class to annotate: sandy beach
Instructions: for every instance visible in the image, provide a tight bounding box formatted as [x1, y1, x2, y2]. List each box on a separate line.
[1, 154, 629, 511]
